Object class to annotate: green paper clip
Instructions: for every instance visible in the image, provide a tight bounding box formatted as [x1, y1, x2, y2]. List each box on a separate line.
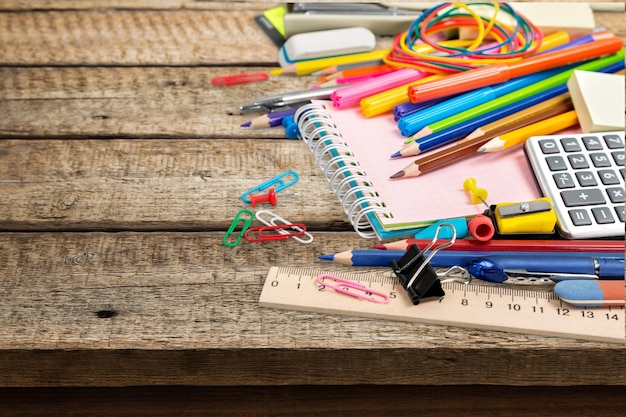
[223, 209, 254, 247]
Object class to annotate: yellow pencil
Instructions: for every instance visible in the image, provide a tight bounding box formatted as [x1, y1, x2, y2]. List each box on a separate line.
[270, 49, 391, 76]
[478, 110, 579, 152]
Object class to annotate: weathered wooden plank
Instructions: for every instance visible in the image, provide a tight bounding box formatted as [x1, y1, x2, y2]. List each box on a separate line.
[0, 66, 315, 138]
[0, 10, 392, 66]
[0, 138, 350, 230]
[2, 385, 626, 417]
[0, 1, 278, 10]
[0, 231, 623, 387]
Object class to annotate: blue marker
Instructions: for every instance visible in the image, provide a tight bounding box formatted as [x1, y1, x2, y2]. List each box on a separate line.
[396, 66, 567, 137]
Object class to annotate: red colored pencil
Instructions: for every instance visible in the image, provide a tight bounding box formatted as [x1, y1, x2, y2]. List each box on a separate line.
[372, 238, 625, 253]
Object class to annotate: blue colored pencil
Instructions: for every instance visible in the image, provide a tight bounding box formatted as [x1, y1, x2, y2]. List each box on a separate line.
[319, 250, 624, 278]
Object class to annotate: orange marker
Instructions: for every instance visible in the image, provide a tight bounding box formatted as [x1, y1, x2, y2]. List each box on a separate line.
[408, 37, 624, 103]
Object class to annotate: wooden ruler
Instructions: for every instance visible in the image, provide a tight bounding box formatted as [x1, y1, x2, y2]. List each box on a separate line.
[259, 266, 625, 344]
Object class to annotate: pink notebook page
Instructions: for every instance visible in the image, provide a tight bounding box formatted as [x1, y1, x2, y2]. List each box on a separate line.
[310, 99, 542, 230]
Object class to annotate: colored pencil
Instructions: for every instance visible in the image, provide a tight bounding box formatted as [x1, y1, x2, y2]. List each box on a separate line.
[372, 238, 625, 252]
[410, 50, 624, 140]
[269, 49, 391, 76]
[319, 250, 624, 277]
[478, 110, 579, 153]
[321, 64, 397, 81]
[407, 36, 623, 103]
[389, 84, 569, 160]
[313, 59, 385, 76]
[241, 107, 299, 128]
[391, 93, 573, 175]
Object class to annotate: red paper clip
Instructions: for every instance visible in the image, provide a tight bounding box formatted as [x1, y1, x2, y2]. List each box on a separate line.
[243, 223, 306, 242]
[211, 72, 269, 86]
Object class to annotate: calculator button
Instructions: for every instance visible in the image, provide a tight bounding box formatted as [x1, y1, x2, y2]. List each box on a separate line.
[560, 137, 580, 152]
[567, 154, 589, 169]
[591, 207, 615, 224]
[538, 139, 559, 154]
[553, 172, 575, 188]
[575, 171, 597, 187]
[560, 189, 606, 206]
[604, 134, 624, 149]
[615, 206, 625, 222]
[546, 156, 567, 171]
[598, 170, 621, 185]
[582, 136, 603, 150]
[611, 151, 624, 166]
[606, 187, 625, 203]
[590, 153, 611, 168]
[569, 209, 592, 226]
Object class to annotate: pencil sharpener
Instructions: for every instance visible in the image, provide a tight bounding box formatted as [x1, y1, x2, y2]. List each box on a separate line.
[490, 197, 557, 235]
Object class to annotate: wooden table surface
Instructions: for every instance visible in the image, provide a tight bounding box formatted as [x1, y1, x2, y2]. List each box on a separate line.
[0, 1, 625, 415]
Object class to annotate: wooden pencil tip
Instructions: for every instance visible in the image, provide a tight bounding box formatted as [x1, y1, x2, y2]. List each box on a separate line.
[389, 170, 405, 179]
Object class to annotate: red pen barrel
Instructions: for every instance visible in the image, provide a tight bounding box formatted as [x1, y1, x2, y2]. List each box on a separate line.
[408, 64, 511, 103]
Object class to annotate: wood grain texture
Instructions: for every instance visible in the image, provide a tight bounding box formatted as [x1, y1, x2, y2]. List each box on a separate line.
[0, 2, 624, 412]
[0, 231, 623, 387]
[0, 139, 349, 230]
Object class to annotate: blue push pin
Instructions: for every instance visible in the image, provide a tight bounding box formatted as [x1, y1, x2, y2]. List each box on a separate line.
[282, 115, 300, 139]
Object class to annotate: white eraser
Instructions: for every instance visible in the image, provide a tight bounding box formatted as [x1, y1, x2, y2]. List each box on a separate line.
[567, 70, 625, 133]
[278, 27, 376, 67]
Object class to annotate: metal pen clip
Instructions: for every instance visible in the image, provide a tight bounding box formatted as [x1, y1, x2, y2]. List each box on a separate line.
[504, 269, 598, 283]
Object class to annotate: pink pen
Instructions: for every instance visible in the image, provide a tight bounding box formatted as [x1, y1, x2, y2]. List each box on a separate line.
[331, 68, 431, 109]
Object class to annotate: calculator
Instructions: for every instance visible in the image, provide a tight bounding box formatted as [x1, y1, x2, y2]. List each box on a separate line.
[524, 131, 625, 239]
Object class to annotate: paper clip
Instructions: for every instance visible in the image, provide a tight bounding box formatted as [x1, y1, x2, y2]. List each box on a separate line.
[241, 170, 300, 204]
[222, 209, 254, 247]
[255, 209, 314, 244]
[389, 223, 457, 305]
[317, 274, 389, 304]
[211, 72, 269, 86]
[243, 224, 306, 242]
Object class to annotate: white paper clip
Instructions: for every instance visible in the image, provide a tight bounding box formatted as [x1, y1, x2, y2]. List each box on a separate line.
[255, 209, 314, 244]
[241, 170, 299, 204]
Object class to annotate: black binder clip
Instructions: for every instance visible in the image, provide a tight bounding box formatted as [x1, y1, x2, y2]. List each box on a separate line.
[390, 223, 457, 305]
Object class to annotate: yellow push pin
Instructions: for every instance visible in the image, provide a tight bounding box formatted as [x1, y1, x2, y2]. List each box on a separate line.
[463, 177, 489, 208]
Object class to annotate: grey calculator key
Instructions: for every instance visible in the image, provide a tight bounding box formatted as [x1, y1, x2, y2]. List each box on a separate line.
[560, 188, 606, 206]
[576, 171, 597, 187]
[611, 151, 624, 166]
[591, 207, 615, 224]
[590, 153, 611, 168]
[606, 187, 625, 203]
[568, 209, 592, 226]
[538, 139, 559, 154]
[604, 134, 624, 149]
[598, 170, 621, 185]
[553, 172, 575, 188]
[567, 154, 589, 169]
[560, 137, 580, 152]
[546, 156, 567, 171]
[615, 206, 625, 222]
[582, 136, 603, 150]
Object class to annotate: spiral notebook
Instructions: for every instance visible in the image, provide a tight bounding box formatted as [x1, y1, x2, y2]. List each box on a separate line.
[298, 100, 541, 239]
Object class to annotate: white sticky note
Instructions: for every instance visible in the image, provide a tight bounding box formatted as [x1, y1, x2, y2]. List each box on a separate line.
[567, 70, 625, 133]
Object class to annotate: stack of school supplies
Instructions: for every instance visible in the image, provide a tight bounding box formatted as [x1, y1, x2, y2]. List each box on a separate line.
[262, 2, 625, 240]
